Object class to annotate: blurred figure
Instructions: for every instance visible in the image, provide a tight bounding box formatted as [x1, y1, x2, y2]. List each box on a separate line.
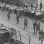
[7, 12, 10, 21]
[39, 29, 43, 43]
[36, 22, 40, 35]
[33, 21, 35, 34]
[24, 17, 28, 29]
[33, 20, 37, 34]
[16, 13, 19, 24]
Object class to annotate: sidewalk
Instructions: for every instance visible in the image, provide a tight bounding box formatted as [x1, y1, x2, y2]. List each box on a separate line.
[0, 10, 44, 44]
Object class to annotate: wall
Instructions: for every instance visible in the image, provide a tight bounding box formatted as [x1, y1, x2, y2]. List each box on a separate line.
[23, 0, 35, 5]
[19, 0, 23, 6]
[0, 0, 38, 6]
[38, 0, 44, 6]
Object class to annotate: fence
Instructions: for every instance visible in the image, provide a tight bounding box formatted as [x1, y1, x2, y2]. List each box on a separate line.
[14, 29, 36, 44]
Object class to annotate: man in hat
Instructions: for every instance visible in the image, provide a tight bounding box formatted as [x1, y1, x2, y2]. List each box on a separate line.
[36, 22, 40, 35]
[24, 17, 28, 29]
[7, 12, 10, 21]
[33, 21, 35, 34]
[16, 13, 19, 24]
[33, 20, 37, 34]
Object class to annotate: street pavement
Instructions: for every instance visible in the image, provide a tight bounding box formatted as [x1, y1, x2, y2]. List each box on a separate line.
[0, 10, 44, 44]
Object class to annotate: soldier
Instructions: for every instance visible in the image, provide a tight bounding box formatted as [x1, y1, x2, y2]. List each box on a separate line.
[7, 12, 10, 21]
[16, 13, 19, 24]
[38, 22, 40, 31]
[36, 22, 40, 35]
[24, 17, 28, 29]
[33, 20, 37, 34]
[33, 22, 35, 34]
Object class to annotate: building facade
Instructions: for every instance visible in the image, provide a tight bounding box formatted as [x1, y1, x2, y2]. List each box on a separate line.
[0, 0, 44, 7]
[0, 0, 36, 6]
[23, 0, 35, 5]
[21, 0, 38, 6]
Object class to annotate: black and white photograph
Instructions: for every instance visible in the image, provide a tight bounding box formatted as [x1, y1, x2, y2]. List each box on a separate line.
[0, 0, 44, 44]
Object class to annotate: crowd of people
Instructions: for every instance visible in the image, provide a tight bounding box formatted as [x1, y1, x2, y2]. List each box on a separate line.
[7, 10, 44, 44]
[6, 3, 44, 41]
[0, 2, 44, 44]
[0, 2, 44, 21]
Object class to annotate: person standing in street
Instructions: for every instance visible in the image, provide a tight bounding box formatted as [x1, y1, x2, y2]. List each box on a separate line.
[36, 22, 40, 35]
[33, 21, 35, 34]
[33, 20, 37, 34]
[16, 13, 19, 24]
[24, 17, 28, 29]
[7, 12, 10, 21]
[38, 22, 40, 32]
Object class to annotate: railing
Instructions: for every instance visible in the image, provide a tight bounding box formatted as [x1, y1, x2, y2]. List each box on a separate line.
[14, 30, 36, 44]
[0, 23, 37, 44]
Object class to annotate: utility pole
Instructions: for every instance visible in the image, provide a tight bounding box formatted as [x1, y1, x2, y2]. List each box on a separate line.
[40, 0, 42, 12]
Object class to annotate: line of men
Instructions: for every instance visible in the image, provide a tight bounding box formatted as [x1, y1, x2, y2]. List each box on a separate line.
[7, 10, 43, 36]
[7, 10, 44, 44]
[7, 11, 28, 29]
[16, 13, 28, 29]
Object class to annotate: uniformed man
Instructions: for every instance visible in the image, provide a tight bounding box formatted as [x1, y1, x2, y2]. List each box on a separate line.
[24, 17, 28, 29]
[33, 22, 35, 34]
[36, 22, 40, 35]
[16, 13, 19, 24]
[38, 22, 40, 31]
[7, 12, 10, 21]
[33, 20, 37, 34]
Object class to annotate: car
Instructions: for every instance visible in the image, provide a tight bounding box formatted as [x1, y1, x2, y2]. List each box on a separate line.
[0, 27, 12, 44]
